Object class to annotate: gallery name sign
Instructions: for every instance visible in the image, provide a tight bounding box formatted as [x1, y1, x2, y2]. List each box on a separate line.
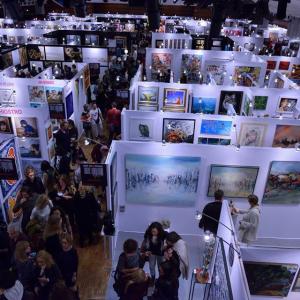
[37, 80, 56, 85]
[0, 108, 22, 115]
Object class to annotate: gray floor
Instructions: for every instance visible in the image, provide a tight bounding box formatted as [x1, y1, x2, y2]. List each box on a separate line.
[105, 231, 206, 300]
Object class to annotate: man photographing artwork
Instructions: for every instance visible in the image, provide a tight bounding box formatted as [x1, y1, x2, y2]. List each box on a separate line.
[199, 189, 224, 235]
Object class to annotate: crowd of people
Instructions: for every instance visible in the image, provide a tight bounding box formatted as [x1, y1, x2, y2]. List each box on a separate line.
[113, 222, 189, 300]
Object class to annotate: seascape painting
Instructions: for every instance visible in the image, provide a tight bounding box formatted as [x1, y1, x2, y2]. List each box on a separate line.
[244, 262, 298, 297]
[125, 154, 201, 206]
[138, 86, 159, 105]
[208, 165, 259, 198]
[191, 97, 216, 114]
[200, 119, 232, 137]
[162, 118, 195, 143]
[262, 161, 300, 204]
[272, 125, 300, 148]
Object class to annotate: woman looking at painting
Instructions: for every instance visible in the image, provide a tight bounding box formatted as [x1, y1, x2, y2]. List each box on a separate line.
[232, 194, 261, 244]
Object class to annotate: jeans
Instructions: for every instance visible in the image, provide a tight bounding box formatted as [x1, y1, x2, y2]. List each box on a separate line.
[149, 255, 163, 278]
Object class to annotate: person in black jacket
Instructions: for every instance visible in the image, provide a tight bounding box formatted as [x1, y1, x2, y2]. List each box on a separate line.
[57, 233, 78, 290]
[74, 184, 99, 247]
[23, 166, 45, 195]
[0, 222, 11, 272]
[199, 189, 224, 235]
[54, 121, 71, 157]
[152, 261, 179, 300]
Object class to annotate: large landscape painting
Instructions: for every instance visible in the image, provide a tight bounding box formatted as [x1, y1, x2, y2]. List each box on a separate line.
[263, 161, 300, 204]
[244, 262, 298, 297]
[125, 154, 201, 206]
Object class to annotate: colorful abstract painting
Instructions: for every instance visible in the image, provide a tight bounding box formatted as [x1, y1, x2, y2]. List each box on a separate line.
[181, 54, 202, 83]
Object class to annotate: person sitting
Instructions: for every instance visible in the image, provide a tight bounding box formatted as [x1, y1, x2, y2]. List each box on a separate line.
[199, 189, 224, 235]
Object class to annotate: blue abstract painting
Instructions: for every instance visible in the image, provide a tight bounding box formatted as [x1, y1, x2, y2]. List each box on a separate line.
[125, 154, 201, 206]
[192, 97, 216, 114]
[200, 120, 232, 136]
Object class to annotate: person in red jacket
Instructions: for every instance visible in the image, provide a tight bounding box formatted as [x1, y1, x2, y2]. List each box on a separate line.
[106, 102, 121, 143]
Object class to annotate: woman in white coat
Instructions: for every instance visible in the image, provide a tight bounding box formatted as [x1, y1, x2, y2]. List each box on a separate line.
[233, 194, 260, 244]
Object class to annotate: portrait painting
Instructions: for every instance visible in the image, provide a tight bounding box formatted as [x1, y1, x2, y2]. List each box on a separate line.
[233, 66, 261, 87]
[45, 86, 63, 103]
[239, 123, 267, 147]
[0, 117, 13, 134]
[18, 138, 41, 158]
[125, 154, 201, 206]
[21, 159, 42, 178]
[14, 117, 38, 138]
[191, 97, 216, 114]
[277, 97, 298, 113]
[163, 88, 187, 108]
[129, 118, 154, 141]
[151, 53, 172, 80]
[244, 262, 298, 297]
[200, 119, 232, 137]
[181, 54, 202, 83]
[253, 96, 268, 110]
[28, 86, 46, 103]
[138, 86, 159, 105]
[272, 125, 300, 148]
[263, 161, 300, 204]
[218, 90, 243, 115]
[208, 165, 259, 198]
[162, 118, 195, 144]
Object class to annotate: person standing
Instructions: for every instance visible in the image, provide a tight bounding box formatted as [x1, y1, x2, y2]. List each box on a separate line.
[89, 102, 103, 139]
[199, 189, 224, 235]
[80, 104, 92, 140]
[106, 102, 121, 143]
[23, 166, 45, 195]
[232, 194, 261, 244]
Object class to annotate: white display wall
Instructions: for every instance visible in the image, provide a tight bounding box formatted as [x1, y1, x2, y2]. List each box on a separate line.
[151, 32, 193, 49]
[107, 141, 300, 239]
[145, 48, 267, 86]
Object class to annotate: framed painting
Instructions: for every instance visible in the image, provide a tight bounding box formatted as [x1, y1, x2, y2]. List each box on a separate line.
[155, 40, 164, 48]
[266, 60, 276, 70]
[138, 86, 159, 105]
[290, 64, 300, 84]
[45, 86, 64, 103]
[46, 124, 53, 142]
[191, 97, 216, 114]
[205, 61, 226, 85]
[263, 161, 300, 204]
[163, 88, 187, 108]
[21, 159, 43, 178]
[207, 165, 259, 198]
[244, 262, 298, 297]
[0, 117, 13, 134]
[125, 154, 201, 206]
[253, 96, 268, 110]
[181, 54, 202, 83]
[162, 118, 195, 143]
[293, 268, 300, 292]
[233, 66, 261, 87]
[200, 119, 232, 137]
[277, 97, 298, 113]
[279, 61, 290, 71]
[272, 125, 300, 148]
[198, 137, 231, 146]
[151, 53, 172, 80]
[129, 118, 155, 141]
[238, 123, 267, 147]
[218, 90, 243, 115]
[28, 86, 46, 104]
[18, 138, 41, 158]
[14, 117, 39, 138]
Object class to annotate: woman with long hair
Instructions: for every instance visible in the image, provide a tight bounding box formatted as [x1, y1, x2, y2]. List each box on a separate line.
[30, 194, 53, 224]
[40, 160, 58, 194]
[141, 222, 166, 282]
[49, 207, 72, 239]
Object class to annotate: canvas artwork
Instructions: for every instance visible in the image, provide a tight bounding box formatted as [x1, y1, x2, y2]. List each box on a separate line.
[162, 118, 195, 143]
[163, 88, 187, 108]
[274, 77, 285, 88]
[239, 123, 267, 147]
[272, 125, 300, 148]
[290, 42, 300, 57]
[269, 31, 279, 43]
[64, 46, 82, 62]
[292, 269, 300, 292]
[155, 40, 164, 48]
[279, 61, 290, 71]
[198, 137, 231, 146]
[18, 47, 28, 67]
[151, 53, 172, 80]
[254, 96, 268, 110]
[21, 159, 43, 178]
[266, 60, 276, 70]
[290, 64, 300, 84]
[218, 91, 243, 115]
[200, 119, 232, 137]
[181, 54, 202, 83]
[28, 86, 46, 103]
[45, 87, 63, 103]
[18, 138, 41, 158]
[129, 118, 154, 141]
[263, 161, 300, 204]
[125, 154, 201, 206]
[0, 89, 16, 107]
[1, 52, 13, 69]
[208, 165, 259, 198]
[14, 117, 38, 138]
[138, 86, 159, 105]
[233, 66, 261, 87]
[244, 262, 298, 297]
[205, 62, 226, 85]
[191, 97, 216, 114]
[0, 117, 13, 134]
[277, 97, 298, 113]
[27, 45, 45, 60]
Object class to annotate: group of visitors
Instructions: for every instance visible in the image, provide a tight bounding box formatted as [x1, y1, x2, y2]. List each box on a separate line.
[113, 222, 189, 300]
